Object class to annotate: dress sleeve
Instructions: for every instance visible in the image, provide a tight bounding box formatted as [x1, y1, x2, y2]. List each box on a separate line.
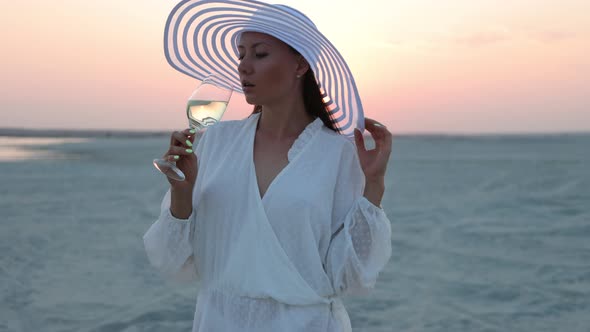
[325, 141, 392, 296]
[142, 129, 210, 283]
[142, 189, 198, 283]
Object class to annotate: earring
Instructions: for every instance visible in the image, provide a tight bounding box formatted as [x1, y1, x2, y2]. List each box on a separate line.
[296, 75, 301, 78]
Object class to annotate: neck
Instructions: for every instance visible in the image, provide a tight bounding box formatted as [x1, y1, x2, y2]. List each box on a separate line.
[256, 95, 315, 140]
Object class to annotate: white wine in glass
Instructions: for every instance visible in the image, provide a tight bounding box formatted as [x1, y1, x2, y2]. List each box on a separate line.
[153, 75, 233, 181]
[187, 100, 229, 129]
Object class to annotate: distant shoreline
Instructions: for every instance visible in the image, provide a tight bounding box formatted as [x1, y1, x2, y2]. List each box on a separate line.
[0, 127, 588, 139]
[0, 128, 170, 138]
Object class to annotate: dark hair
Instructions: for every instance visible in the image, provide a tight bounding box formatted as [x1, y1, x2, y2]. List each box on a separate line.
[250, 47, 339, 133]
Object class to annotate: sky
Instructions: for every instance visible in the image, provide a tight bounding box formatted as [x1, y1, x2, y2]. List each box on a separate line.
[1, 0, 588, 134]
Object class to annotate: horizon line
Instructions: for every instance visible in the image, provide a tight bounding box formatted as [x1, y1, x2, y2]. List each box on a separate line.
[1, 127, 589, 138]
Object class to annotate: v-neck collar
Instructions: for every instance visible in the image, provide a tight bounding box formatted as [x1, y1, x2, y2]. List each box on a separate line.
[248, 113, 323, 202]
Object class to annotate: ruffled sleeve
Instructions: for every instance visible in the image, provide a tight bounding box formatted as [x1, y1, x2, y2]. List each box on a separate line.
[325, 140, 392, 296]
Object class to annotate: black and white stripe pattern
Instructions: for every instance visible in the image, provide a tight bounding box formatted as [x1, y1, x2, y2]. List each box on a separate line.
[164, 0, 364, 136]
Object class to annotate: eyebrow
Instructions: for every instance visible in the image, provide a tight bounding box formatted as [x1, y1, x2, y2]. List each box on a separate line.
[237, 42, 269, 49]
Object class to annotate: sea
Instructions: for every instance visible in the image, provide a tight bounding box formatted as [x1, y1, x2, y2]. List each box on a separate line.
[0, 130, 589, 332]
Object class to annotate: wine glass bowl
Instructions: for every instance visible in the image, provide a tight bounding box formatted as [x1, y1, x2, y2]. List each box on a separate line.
[153, 75, 233, 181]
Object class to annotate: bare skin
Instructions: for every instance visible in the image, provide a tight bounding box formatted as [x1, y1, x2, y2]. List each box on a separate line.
[252, 131, 291, 199]
[163, 128, 197, 219]
[237, 32, 313, 198]
[163, 31, 392, 218]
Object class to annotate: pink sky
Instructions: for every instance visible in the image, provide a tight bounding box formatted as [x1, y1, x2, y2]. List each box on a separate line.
[1, 0, 588, 133]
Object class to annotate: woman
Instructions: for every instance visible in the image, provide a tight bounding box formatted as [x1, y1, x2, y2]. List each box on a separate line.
[143, 1, 392, 331]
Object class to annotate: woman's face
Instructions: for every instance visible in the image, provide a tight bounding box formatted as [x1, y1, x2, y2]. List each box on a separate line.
[237, 32, 305, 106]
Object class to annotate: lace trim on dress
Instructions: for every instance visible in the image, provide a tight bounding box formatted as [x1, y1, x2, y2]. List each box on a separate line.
[287, 117, 324, 162]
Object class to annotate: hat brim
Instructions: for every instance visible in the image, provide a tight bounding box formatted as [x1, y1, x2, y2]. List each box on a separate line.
[164, 0, 364, 136]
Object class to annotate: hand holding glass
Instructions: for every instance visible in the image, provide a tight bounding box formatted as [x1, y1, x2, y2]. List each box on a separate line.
[153, 76, 232, 181]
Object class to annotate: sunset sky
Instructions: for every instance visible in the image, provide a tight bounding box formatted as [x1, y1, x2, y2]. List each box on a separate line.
[1, 0, 588, 134]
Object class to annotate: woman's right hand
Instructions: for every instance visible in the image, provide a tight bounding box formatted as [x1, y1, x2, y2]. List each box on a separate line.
[163, 128, 198, 191]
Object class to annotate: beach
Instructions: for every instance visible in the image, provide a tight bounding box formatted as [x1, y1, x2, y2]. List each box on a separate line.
[1, 131, 589, 331]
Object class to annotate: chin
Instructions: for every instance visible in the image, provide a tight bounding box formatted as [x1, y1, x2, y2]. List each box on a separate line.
[244, 94, 262, 105]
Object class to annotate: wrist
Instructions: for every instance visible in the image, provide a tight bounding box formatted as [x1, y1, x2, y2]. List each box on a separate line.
[171, 185, 193, 197]
[365, 176, 385, 186]
[363, 179, 385, 207]
[170, 186, 193, 219]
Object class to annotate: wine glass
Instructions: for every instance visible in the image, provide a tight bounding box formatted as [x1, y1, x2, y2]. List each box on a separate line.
[153, 75, 233, 181]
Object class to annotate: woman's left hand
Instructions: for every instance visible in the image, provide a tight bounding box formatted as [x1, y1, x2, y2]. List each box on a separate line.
[354, 118, 392, 184]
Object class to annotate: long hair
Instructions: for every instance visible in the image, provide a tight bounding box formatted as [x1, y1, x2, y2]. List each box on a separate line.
[250, 47, 339, 133]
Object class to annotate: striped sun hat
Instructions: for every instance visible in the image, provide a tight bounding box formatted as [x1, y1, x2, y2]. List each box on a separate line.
[164, 0, 364, 136]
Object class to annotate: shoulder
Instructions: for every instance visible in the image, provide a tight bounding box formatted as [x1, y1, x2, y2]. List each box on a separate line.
[313, 126, 363, 179]
[316, 126, 357, 156]
[303, 125, 358, 167]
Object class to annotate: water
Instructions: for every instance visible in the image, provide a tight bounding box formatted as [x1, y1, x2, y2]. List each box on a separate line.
[0, 137, 88, 161]
[1, 133, 589, 331]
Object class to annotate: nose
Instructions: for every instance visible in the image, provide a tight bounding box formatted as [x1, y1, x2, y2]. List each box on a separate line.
[237, 56, 252, 76]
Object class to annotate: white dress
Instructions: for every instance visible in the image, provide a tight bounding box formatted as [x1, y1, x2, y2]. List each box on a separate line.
[143, 113, 392, 331]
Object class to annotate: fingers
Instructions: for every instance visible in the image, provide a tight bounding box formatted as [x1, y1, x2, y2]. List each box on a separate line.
[169, 145, 194, 155]
[363, 118, 392, 152]
[164, 145, 194, 160]
[354, 128, 367, 154]
[365, 118, 386, 128]
[169, 128, 196, 147]
[165, 154, 180, 162]
[164, 128, 197, 160]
